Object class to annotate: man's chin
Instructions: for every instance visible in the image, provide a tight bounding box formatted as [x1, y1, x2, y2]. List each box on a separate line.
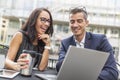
[73, 33, 79, 35]
[73, 33, 82, 36]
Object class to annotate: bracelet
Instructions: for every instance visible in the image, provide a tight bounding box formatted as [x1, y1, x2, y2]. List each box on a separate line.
[44, 46, 51, 50]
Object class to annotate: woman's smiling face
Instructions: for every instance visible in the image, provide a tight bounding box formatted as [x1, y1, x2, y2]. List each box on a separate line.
[35, 10, 50, 35]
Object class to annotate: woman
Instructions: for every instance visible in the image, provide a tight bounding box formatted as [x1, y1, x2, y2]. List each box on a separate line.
[5, 8, 53, 71]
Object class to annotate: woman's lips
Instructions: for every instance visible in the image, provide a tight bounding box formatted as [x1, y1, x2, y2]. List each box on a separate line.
[40, 26, 47, 32]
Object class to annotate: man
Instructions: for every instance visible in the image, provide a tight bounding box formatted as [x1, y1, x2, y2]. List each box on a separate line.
[56, 7, 118, 80]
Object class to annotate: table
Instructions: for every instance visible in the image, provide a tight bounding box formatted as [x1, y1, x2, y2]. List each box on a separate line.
[0, 69, 57, 80]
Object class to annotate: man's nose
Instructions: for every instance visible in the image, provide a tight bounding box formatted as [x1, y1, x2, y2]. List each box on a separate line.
[72, 21, 79, 27]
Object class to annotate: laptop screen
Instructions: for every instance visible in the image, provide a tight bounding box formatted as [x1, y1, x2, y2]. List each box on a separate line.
[57, 46, 109, 80]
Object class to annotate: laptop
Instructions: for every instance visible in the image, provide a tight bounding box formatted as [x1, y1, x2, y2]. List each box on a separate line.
[35, 46, 109, 80]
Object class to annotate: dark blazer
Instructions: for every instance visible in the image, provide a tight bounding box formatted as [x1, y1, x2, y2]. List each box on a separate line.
[56, 32, 118, 80]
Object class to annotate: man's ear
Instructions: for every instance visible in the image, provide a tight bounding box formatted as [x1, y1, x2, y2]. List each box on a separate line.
[85, 20, 89, 27]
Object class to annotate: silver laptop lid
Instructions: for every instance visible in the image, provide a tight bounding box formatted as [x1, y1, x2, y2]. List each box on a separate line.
[57, 46, 109, 80]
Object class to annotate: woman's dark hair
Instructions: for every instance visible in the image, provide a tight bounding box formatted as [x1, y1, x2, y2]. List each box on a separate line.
[21, 8, 53, 42]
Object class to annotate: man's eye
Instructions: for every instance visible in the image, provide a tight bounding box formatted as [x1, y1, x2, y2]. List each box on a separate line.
[70, 20, 75, 24]
[77, 19, 83, 23]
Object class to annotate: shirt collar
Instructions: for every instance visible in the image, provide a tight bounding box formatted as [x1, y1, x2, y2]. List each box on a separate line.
[74, 33, 86, 48]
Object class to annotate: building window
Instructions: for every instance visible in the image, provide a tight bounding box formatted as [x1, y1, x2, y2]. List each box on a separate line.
[86, 27, 93, 32]
[9, 20, 19, 29]
[0, 30, 4, 41]
[63, 25, 69, 33]
[113, 47, 119, 61]
[111, 29, 118, 34]
[2, 20, 6, 23]
[111, 29, 119, 38]
[2, 25, 5, 28]
[56, 24, 69, 33]
[5, 35, 13, 44]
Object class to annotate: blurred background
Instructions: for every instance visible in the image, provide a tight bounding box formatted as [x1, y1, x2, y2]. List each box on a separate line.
[0, 0, 120, 70]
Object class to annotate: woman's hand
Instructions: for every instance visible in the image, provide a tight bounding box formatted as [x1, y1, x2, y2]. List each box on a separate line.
[38, 34, 50, 46]
[37, 34, 50, 71]
[17, 53, 29, 70]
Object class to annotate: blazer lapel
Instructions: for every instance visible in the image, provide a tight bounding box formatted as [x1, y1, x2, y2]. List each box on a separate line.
[70, 36, 76, 46]
[69, 33, 92, 48]
[84, 32, 92, 49]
